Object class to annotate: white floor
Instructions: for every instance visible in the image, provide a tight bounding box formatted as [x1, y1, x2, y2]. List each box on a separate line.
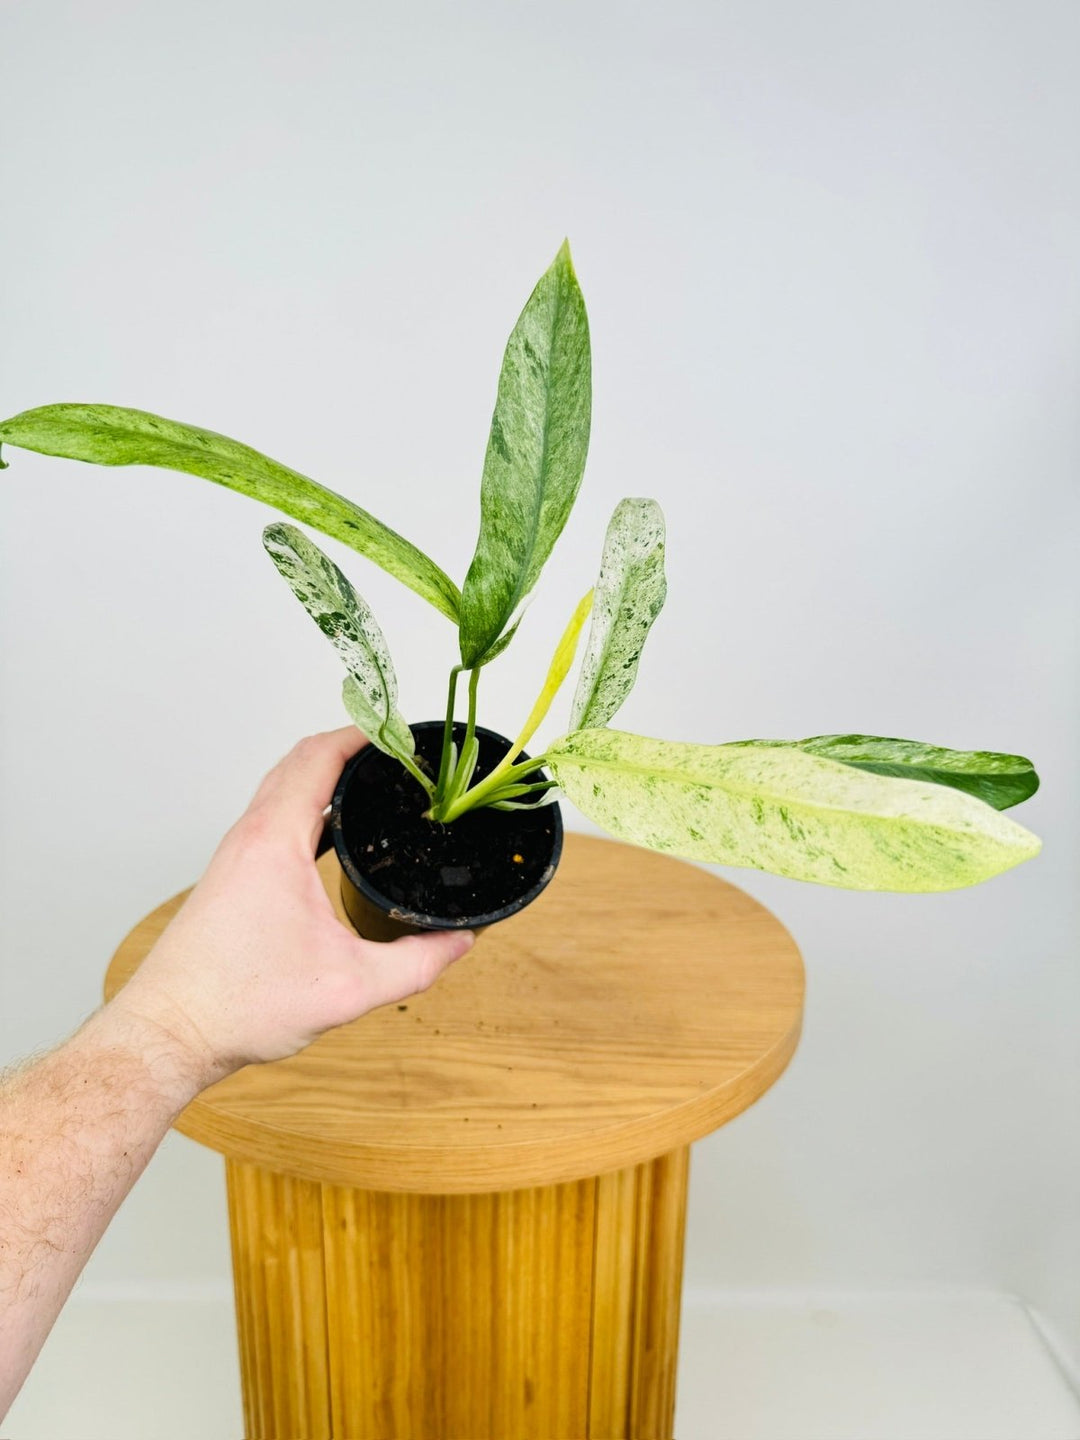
[4, 1287, 1079, 1440]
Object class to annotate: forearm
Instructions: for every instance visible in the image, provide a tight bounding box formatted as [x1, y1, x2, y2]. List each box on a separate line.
[0, 728, 470, 1420]
[0, 997, 208, 1418]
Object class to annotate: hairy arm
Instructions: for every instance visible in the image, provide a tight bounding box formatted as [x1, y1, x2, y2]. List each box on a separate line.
[0, 1003, 210, 1412]
[0, 727, 474, 1419]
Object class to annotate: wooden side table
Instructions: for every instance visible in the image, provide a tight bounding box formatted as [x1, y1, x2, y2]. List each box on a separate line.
[105, 834, 804, 1440]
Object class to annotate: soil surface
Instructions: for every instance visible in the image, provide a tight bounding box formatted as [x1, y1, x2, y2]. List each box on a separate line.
[339, 723, 561, 922]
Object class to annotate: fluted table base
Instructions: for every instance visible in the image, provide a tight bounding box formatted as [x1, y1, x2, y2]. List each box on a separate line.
[226, 1147, 689, 1440]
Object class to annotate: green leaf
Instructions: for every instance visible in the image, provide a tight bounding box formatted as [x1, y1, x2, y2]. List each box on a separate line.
[731, 734, 1039, 811]
[476, 613, 524, 668]
[570, 497, 667, 730]
[547, 728, 1042, 892]
[0, 403, 460, 621]
[458, 241, 591, 666]
[262, 522, 413, 762]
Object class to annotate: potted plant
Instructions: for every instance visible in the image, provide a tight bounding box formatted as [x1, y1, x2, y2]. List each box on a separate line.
[0, 244, 1042, 940]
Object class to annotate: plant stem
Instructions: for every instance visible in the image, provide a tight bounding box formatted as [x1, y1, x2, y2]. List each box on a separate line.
[435, 667, 482, 817]
[397, 748, 437, 797]
[465, 666, 480, 748]
[441, 590, 591, 822]
[506, 752, 552, 779]
[435, 665, 464, 797]
[485, 778, 557, 806]
[444, 739, 526, 821]
[440, 749, 553, 823]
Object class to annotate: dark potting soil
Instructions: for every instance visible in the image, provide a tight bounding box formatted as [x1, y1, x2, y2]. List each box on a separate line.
[339, 723, 560, 921]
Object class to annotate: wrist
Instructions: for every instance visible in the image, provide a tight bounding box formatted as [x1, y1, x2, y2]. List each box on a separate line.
[83, 984, 230, 1114]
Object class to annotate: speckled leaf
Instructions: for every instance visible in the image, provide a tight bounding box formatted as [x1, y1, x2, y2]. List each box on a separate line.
[570, 498, 667, 731]
[732, 734, 1039, 811]
[458, 242, 591, 666]
[547, 728, 1041, 892]
[263, 523, 413, 760]
[477, 613, 524, 668]
[342, 675, 415, 760]
[0, 403, 460, 621]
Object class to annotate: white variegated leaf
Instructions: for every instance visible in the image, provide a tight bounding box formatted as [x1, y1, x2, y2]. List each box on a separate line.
[547, 728, 1041, 892]
[570, 497, 667, 730]
[263, 522, 413, 759]
[342, 676, 415, 760]
[732, 734, 1039, 811]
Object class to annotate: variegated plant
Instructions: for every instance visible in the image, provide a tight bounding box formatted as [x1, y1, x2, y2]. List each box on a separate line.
[0, 243, 1043, 892]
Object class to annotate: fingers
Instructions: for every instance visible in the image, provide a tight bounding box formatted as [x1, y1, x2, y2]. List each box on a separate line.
[247, 727, 368, 848]
[356, 929, 476, 1010]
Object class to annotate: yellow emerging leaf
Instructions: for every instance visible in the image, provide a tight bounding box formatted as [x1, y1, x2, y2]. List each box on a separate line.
[507, 588, 595, 764]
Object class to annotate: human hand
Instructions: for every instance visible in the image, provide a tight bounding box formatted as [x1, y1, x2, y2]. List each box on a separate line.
[106, 727, 475, 1095]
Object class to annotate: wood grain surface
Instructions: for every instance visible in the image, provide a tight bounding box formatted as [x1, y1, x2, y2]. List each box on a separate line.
[226, 1146, 690, 1440]
[105, 834, 804, 1194]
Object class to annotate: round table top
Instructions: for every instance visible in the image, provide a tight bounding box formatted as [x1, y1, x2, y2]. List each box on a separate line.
[104, 834, 804, 1194]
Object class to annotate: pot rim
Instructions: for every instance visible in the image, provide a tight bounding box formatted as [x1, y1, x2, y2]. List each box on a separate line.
[330, 720, 564, 931]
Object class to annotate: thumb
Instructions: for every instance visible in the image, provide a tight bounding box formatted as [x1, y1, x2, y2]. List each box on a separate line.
[356, 928, 476, 1010]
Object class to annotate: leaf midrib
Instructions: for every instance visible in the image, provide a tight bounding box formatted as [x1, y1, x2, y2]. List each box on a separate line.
[785, 738, 1034, 778]
[125, 430, 410, 555]
[2, 406, 462, 620]
[552, 745, 996, 825]
[575, 559, 633, 728]
[490, 274, 566, 651]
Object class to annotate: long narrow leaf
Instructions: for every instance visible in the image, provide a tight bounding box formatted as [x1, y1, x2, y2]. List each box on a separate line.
[506, 589, 594, 763]
[547, 728, 1041, 892]
[732, 734, 1039, 811]
[0, 403, 461, 621]
[458, 242, 591, 666]
[263, 522, 414, 760]
[570, 497, 667, 730]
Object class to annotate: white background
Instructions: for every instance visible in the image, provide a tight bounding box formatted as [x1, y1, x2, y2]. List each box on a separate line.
[2, 0, 1078, 1432]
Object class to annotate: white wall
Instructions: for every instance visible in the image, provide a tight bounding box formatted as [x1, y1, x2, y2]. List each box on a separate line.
[2, 0, 1078, 1373]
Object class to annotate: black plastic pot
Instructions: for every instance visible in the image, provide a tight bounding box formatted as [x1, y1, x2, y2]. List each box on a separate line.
[331, 721, 563, 941]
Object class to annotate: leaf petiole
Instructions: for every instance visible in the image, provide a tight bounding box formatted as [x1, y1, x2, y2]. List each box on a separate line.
[397, 749, 437, 798]
[442, 590, 592, 821]
[435, 664, 465, 797]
